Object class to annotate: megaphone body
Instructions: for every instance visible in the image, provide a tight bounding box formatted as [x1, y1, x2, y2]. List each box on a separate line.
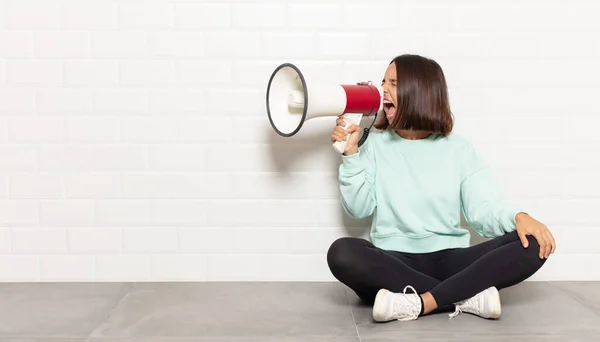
[266, 63, 384, 153]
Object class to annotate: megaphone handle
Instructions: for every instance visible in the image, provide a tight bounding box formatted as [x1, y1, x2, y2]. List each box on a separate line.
[333, 113, 363, 154]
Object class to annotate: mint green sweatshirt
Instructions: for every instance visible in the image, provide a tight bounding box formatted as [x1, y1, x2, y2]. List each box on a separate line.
[339, 129, 523, 253]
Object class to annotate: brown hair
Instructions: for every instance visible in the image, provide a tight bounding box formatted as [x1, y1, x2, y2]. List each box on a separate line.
[375, 54, 453, 136]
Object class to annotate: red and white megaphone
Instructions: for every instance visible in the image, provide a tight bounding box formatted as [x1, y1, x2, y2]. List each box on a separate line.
[266, 63, 384, 153]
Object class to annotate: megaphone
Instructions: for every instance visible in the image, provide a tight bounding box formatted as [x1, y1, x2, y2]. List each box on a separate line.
[266, 63, 383, 153]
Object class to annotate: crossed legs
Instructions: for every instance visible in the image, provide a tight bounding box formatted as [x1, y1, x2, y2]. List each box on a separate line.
[327, 231, 547, 317]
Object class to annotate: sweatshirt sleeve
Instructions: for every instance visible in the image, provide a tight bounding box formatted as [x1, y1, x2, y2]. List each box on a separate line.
[459, 142, 524, 238]
[338, 143, 377, 219]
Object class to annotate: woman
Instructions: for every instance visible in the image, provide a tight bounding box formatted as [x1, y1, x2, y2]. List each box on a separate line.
[327, 54, 555, 322]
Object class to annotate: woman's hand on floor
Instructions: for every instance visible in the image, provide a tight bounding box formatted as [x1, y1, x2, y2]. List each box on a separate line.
[515, 213, 556, 259]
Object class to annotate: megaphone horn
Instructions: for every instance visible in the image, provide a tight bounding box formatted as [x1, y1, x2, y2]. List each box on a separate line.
[266, 63, 383, 153]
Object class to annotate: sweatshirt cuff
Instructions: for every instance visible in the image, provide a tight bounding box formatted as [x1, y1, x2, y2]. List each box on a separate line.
[340, 151, 364, 174]
[505, 207, 526, 233]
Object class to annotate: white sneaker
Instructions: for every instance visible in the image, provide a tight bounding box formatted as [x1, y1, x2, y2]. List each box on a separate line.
[372, 285, 422, 322]
[449, 286, 501, 319]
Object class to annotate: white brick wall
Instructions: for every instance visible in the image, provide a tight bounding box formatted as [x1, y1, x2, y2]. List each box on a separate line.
[0, 0, 598, 282]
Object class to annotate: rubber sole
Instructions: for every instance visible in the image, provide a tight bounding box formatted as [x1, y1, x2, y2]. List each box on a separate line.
[488, 287, 502, 319]
[372, 288, 391, 322]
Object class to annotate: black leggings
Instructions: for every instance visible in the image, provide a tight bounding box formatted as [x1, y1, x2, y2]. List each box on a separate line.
[327, 231, 546, 312]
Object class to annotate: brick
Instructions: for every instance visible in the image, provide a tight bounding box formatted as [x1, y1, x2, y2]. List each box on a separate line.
[176, 118, 232, 143]
[5, 0, 60, 29]
[0, 256, 39, 281]
[494, 170, 565, 200]
[93, 89, 149, 115]
[151, 200, 207, 226]
[231, 61, 284, 87]
[60, 0, 117, 30]
[287, 4, 342, 28]
[148, 31, 204, 57]
[148, 89, 205, 115]
[287, 227, 349, 254]
[234, 171, 338, 200]
[94, 255, 151, 281]
[233, 228, 289, 254]
[567, 114, 600, 143]
[232, 3, 285, 28]
[36, 88, 93, 116]
[316, 200, 373, 229]
[66, 173, 121, 199]
[548, 226, 600, 255]
[120, 118, 180, 144]
[205, 255, 261, 281]
[40, 200, 94, 227]
[204, 31, 260, 58]
[260, 255, 333, 281]
[119, 60, 174, 86]
[121, 117, 233, 145]
[122, 227, 178, 253]
[0, 200, 39, 227]
[149, 146, 206, 171]
[396, 2, 459, 31]
[455, 2, 564, 32]
[175, 60, 232, 85]
[40, 256, 95, 281]
[0, 88, 35, 115]
[10, 173, 65, 199]
[476, 116, 567, 145]
[179, 227, 234, 253]
[342, 61, 390, 84]
[95, 200, 151, 226]
[38, 145, 147, 172]
[174, 3, 231, 29]
[151, 255, 206, 281]
[8, 117, 64, 143]
[64, 117, 119, 143]
[343, 3, 398, 29]
[317, 33, 372, 58]
[206, 200, 319, 227]
[34, 31, 90, 58]
[63, 60, 119, 86]
[519, 254, 600, 281]
[91, 31, 146, 58]
[11, 227, 67, 253]
[203, 145, 340, 173]
[121, 172, 233, 200]
[6, 60, 62, 86]
[67, 227, 122, 253]
[37, 146, 94, 171]
[118, 0, 172, 29]
[205, 87, 262, 115]
[0, 31, 34, 57]
[564, 171, 600, 199]
[261, 32, 317, 59]
[0, 146, 36, 172]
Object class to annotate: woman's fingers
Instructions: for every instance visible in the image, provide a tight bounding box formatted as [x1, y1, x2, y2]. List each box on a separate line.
[532, 231, 548, 259]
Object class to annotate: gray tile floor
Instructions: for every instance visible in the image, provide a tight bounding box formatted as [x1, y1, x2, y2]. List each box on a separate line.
[0, 281, 598, 341]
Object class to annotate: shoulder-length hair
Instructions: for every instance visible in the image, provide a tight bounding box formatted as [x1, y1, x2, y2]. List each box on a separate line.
[375, 54, 454, 136]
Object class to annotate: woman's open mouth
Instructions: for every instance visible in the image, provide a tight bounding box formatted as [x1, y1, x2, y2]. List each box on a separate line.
[383, 100, 396, 120]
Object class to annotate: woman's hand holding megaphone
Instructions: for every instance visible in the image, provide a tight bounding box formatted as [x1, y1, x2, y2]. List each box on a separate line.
[332, 115, 360, 156]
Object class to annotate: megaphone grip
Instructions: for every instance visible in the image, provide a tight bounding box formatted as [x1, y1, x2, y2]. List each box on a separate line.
[333, 113, 363, 154]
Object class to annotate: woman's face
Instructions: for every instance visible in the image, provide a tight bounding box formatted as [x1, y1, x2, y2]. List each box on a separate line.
[382, 62, 398, 122]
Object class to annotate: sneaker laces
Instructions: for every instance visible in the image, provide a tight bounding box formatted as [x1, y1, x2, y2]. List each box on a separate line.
[394, 285, 421, 321]
[449, 306, 462, 319]
[449, 294, 477, 319]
